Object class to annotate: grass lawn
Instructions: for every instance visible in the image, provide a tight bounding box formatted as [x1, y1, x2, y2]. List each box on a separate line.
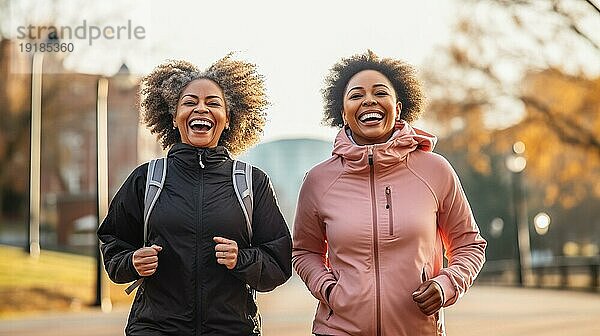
[0, 244, 133, 318]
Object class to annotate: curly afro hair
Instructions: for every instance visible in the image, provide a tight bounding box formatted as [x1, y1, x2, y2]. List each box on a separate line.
[322, 50, 424, 128]
[139, 54, 268, 156]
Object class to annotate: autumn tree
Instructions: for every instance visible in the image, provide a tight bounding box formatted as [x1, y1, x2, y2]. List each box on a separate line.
[423, 0, 600, 210]
[0, 40, 31, 220]
[0, 1, 66, 222]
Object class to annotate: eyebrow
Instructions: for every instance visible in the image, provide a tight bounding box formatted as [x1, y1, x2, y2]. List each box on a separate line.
[180, 94, 224, 101]
[346, 83, 391, 95]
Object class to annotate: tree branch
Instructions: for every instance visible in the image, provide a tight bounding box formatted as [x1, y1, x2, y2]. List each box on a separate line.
[520, 95, 600, 155]
[584, 0, 600, 15]
[552, 0, 600, 52]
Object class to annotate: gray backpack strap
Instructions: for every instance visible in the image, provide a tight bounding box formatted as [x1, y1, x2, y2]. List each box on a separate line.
[125, 157, 167, 295]
[143, 157, 167, 246]
[232, 160, 253, 244]
[232, 160, 256, 300]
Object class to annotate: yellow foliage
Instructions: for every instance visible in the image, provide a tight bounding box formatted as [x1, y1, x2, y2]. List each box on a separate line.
[544, 184, 559, 207]
[559, 162, 583, 183]
[431, 68, 600, 209]
[505, 71, 600, 208]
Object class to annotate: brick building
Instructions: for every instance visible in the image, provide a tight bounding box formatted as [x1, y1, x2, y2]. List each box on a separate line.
[0, 38, 162, 253]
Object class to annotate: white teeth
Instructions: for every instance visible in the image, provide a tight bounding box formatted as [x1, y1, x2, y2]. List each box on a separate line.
[190, 119, 213, 128]
[359, 112, 384, 122]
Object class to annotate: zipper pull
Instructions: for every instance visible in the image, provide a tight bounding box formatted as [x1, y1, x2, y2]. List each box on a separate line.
[368, 146, 374, 165]
[385, 186, 390, 209]
[198, 150, 205, 168]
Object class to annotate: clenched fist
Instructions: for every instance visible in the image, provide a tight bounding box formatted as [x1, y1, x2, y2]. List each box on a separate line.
[214, 237, 238, 269]
[412, 280, 444, 316]
[132, 244, 162, 277]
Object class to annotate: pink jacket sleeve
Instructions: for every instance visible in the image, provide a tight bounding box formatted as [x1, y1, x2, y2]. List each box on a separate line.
[292, 172, 337, 306]
[431, 159, 487, 307]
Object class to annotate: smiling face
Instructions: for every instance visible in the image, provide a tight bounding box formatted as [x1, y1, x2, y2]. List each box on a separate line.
[342, 70, 401, 145]
[174, 79, 229, 148]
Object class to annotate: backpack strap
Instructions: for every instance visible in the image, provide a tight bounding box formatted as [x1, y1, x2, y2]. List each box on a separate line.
[143, 157, 167, 246]
[232, 160, 256, 300]
[232, 160, 253, 244]
[125, 157, 167, 295]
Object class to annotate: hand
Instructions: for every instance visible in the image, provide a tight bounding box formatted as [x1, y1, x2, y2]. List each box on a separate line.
[412, 280, 444, 316]
[132, 244, 162, 277]
[214, 237, 238, 270]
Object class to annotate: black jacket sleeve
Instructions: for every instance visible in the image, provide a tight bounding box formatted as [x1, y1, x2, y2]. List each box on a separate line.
[97, 164, 147, 284]
[231, 168, 292, 292]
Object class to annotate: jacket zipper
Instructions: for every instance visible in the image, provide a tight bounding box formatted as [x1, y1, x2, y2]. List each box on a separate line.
[368, 146, 382, 336]
[385, 186, 393, 236]
[198, 152, 205, 168]
[196, 150, 204, 335]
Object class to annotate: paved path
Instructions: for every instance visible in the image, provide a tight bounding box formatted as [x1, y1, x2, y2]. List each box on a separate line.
[2, 277, 599, 335]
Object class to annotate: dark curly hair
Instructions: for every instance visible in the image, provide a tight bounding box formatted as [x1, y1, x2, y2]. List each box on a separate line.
[139, 54, 268, 155]
[322, 50, 424, 128]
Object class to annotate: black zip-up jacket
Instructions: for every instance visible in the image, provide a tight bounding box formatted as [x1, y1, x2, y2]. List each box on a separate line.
[97, 143, 292, 335]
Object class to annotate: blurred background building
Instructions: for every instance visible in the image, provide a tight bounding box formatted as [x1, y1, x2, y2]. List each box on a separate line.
[0, 38, 163, 254]
[240, 138, 332, 224]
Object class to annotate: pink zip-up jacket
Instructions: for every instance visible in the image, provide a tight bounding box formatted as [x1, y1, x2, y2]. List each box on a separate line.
[292, 121, 486, 336]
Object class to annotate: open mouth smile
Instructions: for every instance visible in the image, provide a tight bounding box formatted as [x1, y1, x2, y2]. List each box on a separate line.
[358, 110, 385, 125]
[188, 118, 214, 133]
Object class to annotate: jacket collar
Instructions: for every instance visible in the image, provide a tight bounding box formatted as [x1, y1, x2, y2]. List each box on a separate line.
[332, 120, 437, 173]
[168, 142, 231, 168]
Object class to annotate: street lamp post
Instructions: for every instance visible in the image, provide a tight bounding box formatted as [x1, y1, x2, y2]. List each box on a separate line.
[95, 77, 111, 311]
[506, 141, 532, 286]
[533, 212, 551, 287]
[27, 33, 64, 256]
[94, 64, 136, 311]
[28, 52, 44, 258]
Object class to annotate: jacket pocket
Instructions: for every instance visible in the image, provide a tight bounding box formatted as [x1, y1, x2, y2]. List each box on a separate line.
[326, 269, 343, 320]
[134, 282, 147, 318]
[127, 282, 154, 328]
[385, 186, 394, 236]
[421, 262, 434, 282]
[244, 284, 261, 332]
[421, 264, 445, 335]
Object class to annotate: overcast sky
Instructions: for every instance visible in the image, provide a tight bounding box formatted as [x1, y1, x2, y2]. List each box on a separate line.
[8, 0, 456, 143]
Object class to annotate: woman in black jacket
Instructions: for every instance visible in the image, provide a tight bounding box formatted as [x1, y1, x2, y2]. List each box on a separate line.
[97, 55, 292, 335]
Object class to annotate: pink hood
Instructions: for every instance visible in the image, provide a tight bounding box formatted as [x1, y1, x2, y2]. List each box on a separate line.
[332, 121, 437, 173]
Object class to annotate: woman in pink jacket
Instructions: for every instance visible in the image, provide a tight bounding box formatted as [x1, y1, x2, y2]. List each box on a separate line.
[292, 51, 487, 336]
